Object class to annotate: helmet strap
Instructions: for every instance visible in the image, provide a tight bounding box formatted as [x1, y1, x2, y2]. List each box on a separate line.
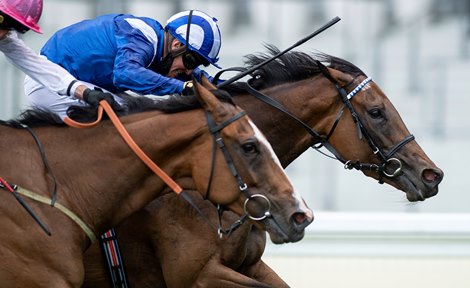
[184, 10, 193, 52]
[169, 9, 193, 57]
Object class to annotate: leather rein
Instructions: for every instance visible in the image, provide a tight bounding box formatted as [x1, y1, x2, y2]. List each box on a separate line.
[214, 64, 415, 184]
[65, 101, 183, 194]
[65, 100, 271, 239]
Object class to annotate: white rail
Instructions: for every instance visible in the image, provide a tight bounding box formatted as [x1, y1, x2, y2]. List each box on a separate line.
[265, 212, 470, 257]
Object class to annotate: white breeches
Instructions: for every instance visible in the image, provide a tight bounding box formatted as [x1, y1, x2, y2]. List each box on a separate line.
[24, 75, 125, 121]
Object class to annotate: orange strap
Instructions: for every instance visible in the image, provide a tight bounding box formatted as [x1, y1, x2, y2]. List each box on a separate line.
[63, 101, 183, 194]
[64, 106, 104, 129]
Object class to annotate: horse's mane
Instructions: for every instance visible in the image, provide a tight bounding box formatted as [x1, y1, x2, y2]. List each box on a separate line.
[223, 44, 367, 94]
[0, 108, 64, 128]
[0, 90, 234, 127]
[67, 89, 234, 122]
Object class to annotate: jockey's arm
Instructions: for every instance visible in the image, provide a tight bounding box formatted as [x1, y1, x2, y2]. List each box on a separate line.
[112, 17, 186, 96]
[0, 30, 88, 99]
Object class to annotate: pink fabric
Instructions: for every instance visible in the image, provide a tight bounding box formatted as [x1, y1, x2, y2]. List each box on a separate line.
[0, 0, 43, 33]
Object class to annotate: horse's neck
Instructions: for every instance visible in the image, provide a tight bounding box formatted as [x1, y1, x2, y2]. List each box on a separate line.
[31, 111, 204, 234]
[236, 77, 339, 167]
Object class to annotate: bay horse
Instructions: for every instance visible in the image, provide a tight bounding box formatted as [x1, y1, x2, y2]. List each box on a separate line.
[83, 47, 444, 287]
[0, 80, 312, 287]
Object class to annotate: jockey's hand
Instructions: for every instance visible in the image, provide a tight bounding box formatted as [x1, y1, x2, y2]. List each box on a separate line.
[83, 88, 121, 110]
[182, 81, 194, 96]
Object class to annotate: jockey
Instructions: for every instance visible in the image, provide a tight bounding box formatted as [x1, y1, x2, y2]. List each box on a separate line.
[25, 10, 223, 120]
[0, 0, 115, 110]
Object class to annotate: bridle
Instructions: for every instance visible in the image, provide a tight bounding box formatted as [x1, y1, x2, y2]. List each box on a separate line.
[64, 98, 274, 238]
[315, 63, 415, 183]
[227, 63, 415, 184]
[179, 109, 273, 239]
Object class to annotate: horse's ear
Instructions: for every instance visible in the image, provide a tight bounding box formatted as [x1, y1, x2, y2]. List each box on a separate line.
[192, 77, 220, 113]
[201, 75, 217, 90]
[316, 60, 353, 86]
[316, 60, 335, 83]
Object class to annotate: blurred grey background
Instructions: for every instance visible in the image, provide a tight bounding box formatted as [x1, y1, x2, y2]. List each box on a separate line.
[1, 0, 469, 287]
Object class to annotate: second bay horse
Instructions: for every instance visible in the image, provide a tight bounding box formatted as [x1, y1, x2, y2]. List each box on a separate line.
[83, 47, 444, 287]
[0, 81, 312, 287]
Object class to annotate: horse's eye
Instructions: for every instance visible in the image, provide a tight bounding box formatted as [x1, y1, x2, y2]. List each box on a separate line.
[242, 142, 258, 154]
[368, 108, 383, 119]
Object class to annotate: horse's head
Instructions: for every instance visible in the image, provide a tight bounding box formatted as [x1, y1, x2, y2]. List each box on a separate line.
[318, 65, 443, 201]
[191, 80, 313, 243]
[224, 46, 443, 203]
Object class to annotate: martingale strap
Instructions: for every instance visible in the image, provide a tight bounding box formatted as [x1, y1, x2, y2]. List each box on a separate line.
[0, 177, 51, 235]
[100, 229, 129, 288]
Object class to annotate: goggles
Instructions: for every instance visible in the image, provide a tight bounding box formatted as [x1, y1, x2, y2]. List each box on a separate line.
[182, 50, 209, 69]
[171, 48, 209, 70]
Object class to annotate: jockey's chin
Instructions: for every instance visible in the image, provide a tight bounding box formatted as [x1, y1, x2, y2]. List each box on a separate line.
[167, 68, 192, 79]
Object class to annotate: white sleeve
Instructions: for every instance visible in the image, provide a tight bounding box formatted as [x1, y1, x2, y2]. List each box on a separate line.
[0, 31, 83, 97]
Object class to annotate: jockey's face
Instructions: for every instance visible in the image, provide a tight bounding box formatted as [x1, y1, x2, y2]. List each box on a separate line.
[0, 29, 9, 40]
[167, 39, 193, 78]
[167, 54, 193, 78]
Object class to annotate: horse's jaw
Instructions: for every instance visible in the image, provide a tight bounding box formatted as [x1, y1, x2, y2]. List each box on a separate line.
[362, 166, 442, 202]
[396, 169, 441, 202]
[255, 209, 313, 244]
[261, 218, 304, 244]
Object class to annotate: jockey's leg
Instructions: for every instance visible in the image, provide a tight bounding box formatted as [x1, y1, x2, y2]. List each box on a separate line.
[24, 76, 125, 121]
[25, 75, 84, 120]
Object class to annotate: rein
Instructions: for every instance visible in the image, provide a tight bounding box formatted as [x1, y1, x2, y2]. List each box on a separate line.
[64, 101, 187, 288]
[65, 100, 271, 238]
[64, 100, 185, 288]
[64, 101, 183, 194]
[228, 66, 414, 183]
[63, 99, 274, 287]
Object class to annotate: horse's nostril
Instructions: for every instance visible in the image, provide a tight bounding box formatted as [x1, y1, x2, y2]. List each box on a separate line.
[422, 168, 443, 184]
[293, 212, 307, 225]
